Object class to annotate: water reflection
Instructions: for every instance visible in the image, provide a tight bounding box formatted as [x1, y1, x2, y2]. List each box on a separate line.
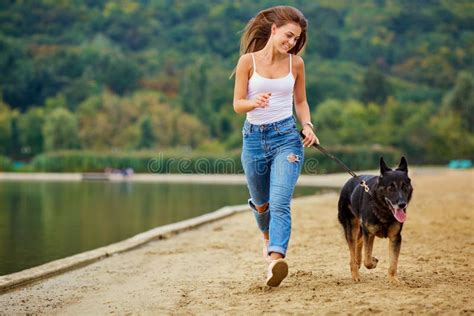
[0, 181, 322, 275]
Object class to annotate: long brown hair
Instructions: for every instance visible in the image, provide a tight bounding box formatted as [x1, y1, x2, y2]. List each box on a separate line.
[240, 6, 308, 55]
[230, 6, 308, 78]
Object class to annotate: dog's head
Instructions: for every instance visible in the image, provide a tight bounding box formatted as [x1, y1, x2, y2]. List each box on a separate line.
[375, 156, 413, 223]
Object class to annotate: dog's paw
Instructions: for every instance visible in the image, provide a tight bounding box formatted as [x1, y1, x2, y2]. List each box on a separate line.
[364, 257, 379, 269]
[352, 275, 361, 282]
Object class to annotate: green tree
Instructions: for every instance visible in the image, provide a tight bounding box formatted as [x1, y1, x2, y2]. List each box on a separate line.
[339, 101, 381, 144]
[9, 111, 20, 159]
[137, 115, 156, 149]
[0, 101, 20, 157]
[381, 100, 435, 161]
[174, 114, 210, 148]
[442, 71, 474, 133]
[18, 107, 45, 157]
[77, 91, 209, 150]
[314, 31, 340, 59]
[43, 108, 80, 151]
[313, 99, 345, 145]
[427, 111, 473, 162]
[0, 102, 13, 156]
[98, 54, 141, 95]
[45, 94, 68, 111]
[360, 66, 391, 105]
[180, 59, 210, 120]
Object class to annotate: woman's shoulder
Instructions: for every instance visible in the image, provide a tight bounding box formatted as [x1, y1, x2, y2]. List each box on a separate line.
[240, 53, 254, 62]
[236, 54, 254, 76]
[292, 54, 305, 67]
[237, 53, 253, 67]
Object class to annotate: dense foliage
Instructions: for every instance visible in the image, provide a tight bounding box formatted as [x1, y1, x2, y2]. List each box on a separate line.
[30, 145, 401, 174]
[0, 0, 472, 170]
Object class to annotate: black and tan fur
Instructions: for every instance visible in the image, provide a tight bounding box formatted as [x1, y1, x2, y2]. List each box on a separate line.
[337, 157, 413, 282]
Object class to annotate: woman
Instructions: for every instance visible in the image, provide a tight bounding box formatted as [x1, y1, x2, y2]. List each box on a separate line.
[233, 6, 319, 287]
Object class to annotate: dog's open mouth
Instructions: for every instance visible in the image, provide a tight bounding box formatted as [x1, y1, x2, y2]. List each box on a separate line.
[385, 198, 407, 223]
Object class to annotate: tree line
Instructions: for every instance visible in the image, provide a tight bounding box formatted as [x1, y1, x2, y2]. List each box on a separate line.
[0, 0, 472, 167]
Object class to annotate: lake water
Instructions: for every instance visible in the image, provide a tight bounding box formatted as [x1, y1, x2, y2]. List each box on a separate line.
[0, 181, 325, 276]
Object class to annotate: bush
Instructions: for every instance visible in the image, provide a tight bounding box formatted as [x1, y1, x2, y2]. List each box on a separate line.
[0, 155, 13, 171]
[31, 150, 242, 174]
[30, 146, 401, 174]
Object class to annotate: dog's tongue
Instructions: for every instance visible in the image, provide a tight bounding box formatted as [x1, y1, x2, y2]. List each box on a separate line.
[394, 208, 407, 223]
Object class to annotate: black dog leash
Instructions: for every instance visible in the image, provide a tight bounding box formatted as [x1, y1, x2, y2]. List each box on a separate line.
[299, 130, 373, 197]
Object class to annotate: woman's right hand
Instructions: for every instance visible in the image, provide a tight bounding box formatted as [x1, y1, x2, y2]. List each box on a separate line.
[252, 92, 271, 109]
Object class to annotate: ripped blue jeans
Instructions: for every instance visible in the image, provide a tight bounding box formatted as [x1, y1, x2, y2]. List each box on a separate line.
[241, 116, 304, 258]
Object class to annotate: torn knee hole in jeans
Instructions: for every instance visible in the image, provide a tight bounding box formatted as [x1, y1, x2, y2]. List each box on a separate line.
[256, 203, 269, 213]
[287, 153, 300, 163]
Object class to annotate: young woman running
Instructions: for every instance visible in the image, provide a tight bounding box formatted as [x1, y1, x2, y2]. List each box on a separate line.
[233, 6, 319, 287]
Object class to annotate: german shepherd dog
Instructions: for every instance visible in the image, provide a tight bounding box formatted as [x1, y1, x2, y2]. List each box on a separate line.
[338, 157, 413, 282]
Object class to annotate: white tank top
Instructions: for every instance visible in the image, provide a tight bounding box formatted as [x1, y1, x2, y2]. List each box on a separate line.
[246, 53, 295, 125]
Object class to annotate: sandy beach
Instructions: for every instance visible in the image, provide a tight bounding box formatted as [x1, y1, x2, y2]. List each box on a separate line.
[1, 168, 473, 314]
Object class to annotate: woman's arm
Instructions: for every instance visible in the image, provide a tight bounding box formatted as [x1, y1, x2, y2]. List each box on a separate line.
[233, 54, 271, 113]
[293, 55, 319, 146]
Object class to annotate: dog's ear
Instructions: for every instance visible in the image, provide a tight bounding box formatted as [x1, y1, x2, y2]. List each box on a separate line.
[380, 156, 391, 176]
[396, 156, 408, 173]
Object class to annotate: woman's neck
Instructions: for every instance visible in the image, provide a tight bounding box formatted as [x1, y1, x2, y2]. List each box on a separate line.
[258, 40, 287, 64]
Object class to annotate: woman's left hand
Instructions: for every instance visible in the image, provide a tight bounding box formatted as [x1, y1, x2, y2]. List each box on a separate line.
[301, 125, 320, 147]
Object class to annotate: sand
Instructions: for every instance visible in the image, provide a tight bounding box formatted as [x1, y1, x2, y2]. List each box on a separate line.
[1, 168, 473, 315]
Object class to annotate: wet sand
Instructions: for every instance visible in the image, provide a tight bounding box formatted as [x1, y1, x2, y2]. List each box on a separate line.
[1, 168, 473, 314]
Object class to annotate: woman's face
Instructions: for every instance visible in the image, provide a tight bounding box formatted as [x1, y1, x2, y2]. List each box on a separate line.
[271, 22, 302, 53]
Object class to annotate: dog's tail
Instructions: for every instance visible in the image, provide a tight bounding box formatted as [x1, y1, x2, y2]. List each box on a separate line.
[337, 178, 359, 225]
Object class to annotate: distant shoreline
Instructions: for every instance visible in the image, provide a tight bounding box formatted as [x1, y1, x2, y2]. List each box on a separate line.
[0, 167, 447, 188]
[0, 171, 349, 188]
